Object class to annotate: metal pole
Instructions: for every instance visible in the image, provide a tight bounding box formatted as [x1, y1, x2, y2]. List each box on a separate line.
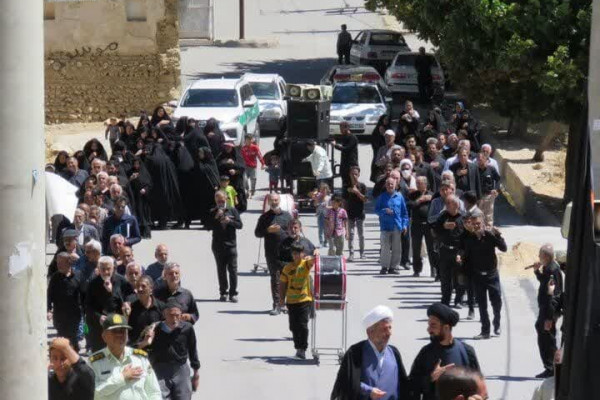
[0, 0, 46, 399]
[239, 0, 245, 40]
[589, 0, 600, 204]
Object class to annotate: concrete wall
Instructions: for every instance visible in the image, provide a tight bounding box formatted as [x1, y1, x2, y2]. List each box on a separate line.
[44, 0, 180, 123]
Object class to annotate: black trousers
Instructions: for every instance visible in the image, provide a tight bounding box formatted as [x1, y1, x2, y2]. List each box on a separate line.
[53, 317, 80, 351]
[287, 302, 311, 350]
[438, 247, 458, 305]
[454, 270, 475, 311]
[410, 222, 435, 274]
[535, 315, 557, 371]
[473, 272, 502, 334]
[212, 244, 238, 296]
[338, 48, 351, 64]
[417, 75, 432, 101]
[401, 226, 411, 265]
[266, 254, 284, 307]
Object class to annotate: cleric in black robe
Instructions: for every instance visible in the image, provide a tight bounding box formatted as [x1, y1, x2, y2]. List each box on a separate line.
[217, 143, 247, 212]
[143, 141, 182, 229]
[409, 303, 480, 400]
[129, 157, 153, 238]
[82, 138, 108, 163]
[204, 118, 225, 158]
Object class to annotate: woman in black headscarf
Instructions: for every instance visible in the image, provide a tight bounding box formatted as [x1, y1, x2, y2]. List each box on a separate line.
[83, 138, 108, 162]
[73, 150, 90, 172]
[121, 122, 138, 152]
[370, 114, 391, 183]
[216, 143, 247, 213]
[128, 157, 153, 238]
[204, 118, 225, 159]
[143, 142, 182, 230]
[419, 108, 444, 147]
[177, 117, 210, 157]
[189, 147, 220, 227]
[54, 151, 69, 174]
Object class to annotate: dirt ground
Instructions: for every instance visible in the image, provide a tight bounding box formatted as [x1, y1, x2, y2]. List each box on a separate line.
[498, 241, 542, 278]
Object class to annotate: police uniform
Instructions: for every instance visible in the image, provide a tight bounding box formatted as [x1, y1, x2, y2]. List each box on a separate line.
[90, 314, 162, 400]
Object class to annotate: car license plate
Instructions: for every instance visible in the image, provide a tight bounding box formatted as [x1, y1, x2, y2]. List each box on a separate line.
[349, 123, 365, 130]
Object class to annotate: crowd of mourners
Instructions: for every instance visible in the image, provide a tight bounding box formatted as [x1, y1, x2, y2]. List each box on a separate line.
[45, 98, 563, 400]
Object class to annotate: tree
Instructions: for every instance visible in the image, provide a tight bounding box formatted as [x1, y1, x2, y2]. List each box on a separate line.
[365, 0, 591, 202]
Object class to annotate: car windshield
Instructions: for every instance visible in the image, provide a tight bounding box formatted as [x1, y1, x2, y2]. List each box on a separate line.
[248, 82, 279, 100]
[395, 54, 437, 66]
[369, 33, 406, 46]
[181, 89, 239, 107]
[332, 85, 382, 104]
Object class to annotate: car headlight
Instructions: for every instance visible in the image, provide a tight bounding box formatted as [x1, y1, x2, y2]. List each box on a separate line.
[366, 114, 381, 123]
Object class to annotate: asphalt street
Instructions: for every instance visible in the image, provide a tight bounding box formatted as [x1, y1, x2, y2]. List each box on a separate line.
[48, 1, 568, 399]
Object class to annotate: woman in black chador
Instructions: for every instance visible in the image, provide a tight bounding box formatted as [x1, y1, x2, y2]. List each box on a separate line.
[83, 138, 108, 162]
[143, 142, 182, 230]
[128, 157, 153, 238]
[203, 118, 225, 159]
[216, 143, 247, 212]
[189, 147, 220, 228]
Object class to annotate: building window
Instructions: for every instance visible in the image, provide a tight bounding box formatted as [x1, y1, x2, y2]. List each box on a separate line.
[126, 0, 147, 22]
[44, 3, 56, 20]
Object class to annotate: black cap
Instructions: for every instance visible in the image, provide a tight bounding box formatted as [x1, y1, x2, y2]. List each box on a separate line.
[102, 313, 132, 331]
[164, 298, 183, 311]
[427, 303, 459, 327]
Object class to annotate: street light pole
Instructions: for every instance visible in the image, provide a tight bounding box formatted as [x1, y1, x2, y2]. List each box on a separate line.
[239, 0, 245, 40]
[0, 0, 47, 398]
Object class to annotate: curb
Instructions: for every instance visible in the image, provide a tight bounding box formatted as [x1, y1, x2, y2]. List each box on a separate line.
[179, 38, 279, 49]
[479, 124, 562, 227]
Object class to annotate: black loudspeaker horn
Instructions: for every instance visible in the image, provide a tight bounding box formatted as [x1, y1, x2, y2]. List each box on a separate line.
[286, 100, 331, 140]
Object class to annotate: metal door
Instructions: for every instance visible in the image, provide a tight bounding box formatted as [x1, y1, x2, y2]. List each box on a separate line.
[179, 0, 212, 39]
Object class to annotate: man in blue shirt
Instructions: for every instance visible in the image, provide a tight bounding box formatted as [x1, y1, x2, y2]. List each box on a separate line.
[375, 177, 409, 274]
[331, 305, 409, 400]
[101, 196, 141, 255]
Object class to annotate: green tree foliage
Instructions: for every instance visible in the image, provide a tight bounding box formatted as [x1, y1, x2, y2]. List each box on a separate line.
[365, 0, 590, 125]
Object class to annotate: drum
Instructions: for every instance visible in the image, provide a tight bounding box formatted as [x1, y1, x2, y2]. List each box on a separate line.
[313, 255, 347, 310]
[261, 193, 298, 218]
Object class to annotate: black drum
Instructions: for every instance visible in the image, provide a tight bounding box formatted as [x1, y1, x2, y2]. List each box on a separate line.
[314, 256, 347, 310]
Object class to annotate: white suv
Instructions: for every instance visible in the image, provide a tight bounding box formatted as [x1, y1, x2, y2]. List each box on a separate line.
[172, 78, 260, 145]
[242, 73, 287, 133]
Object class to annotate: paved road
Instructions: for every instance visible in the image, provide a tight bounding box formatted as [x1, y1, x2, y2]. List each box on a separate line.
[48, 2, 567, 399]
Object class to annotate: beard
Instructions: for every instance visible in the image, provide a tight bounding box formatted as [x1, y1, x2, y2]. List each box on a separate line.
[429, 333, 445, 343]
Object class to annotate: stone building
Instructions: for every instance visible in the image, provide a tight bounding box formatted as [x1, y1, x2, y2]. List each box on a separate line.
[44, 0, 181, 123]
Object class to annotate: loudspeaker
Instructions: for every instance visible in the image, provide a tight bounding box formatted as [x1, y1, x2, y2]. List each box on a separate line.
[287, 100, 331, 140]
[282, 140, 313, 177]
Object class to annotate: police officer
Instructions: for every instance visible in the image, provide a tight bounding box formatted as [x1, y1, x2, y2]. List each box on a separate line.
[89, 313, 161, 400]
[457, 213, 507, 339]
[138, 299, 201, 400]
[431, 195, 464, 306]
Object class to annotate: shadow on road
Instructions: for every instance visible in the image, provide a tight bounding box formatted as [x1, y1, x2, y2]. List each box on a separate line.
[486, 375, 541, 382]
[186, 58, 338, 85]
[236, 337, 292, 342]
[218, 310, 271, 315]
[243, 355, 317, 366]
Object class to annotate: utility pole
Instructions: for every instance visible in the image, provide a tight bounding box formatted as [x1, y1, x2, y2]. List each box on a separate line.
[239, 0, 245, 40]
[590, 0, 600, 205]
[0, 0, 47, 399]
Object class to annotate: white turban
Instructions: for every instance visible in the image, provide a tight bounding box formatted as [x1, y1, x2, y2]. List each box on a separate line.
[399, 159, 413, 170]
[384, 129, 396, 137]
[362, 305, 394, 330]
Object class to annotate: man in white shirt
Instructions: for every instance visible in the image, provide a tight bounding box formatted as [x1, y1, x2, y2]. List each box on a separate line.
[481, 143, 500, 174]
[303, 140, 333, 186]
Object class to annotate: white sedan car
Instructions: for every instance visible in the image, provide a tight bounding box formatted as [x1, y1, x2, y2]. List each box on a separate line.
[329, 82, 389, 136]
[385, 52, 445, 95]
[243, 73, 287, 133]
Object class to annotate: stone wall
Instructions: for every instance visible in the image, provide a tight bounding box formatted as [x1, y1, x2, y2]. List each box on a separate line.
[44, 0, 180, 123]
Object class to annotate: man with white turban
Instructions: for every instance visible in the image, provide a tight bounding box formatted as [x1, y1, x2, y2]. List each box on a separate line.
[331, 305, 409, 400]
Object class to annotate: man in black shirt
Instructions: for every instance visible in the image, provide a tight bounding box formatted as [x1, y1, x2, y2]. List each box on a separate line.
[153, 262, 199, 324]
[457, 213, 507, 339]
[139, 299, 200, 399]
[532, 243, 564, 378]
[476, 152, 500, 228]
[333, 122, 359, 187]
[342, 166, 367, 261]
[145, 244, 169, 283]
[432, 195, 464, 306]
[408, 177, 435, 277]
[255, 193, 293, 315]
[47, 252, 85, 351]
[409, 303, 480, 400]
[278, 219, 317, 264]
[48, 337, 95, 400]
[209, 190, 243, 302]
[449, 148, 481, 200]
[413, 147, 437, 193]
[85, 256, 132, 352]
[336, 24, 352, 64]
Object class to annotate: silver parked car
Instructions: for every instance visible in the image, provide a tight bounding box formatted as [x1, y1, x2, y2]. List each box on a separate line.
[384, 52, 445, 95]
